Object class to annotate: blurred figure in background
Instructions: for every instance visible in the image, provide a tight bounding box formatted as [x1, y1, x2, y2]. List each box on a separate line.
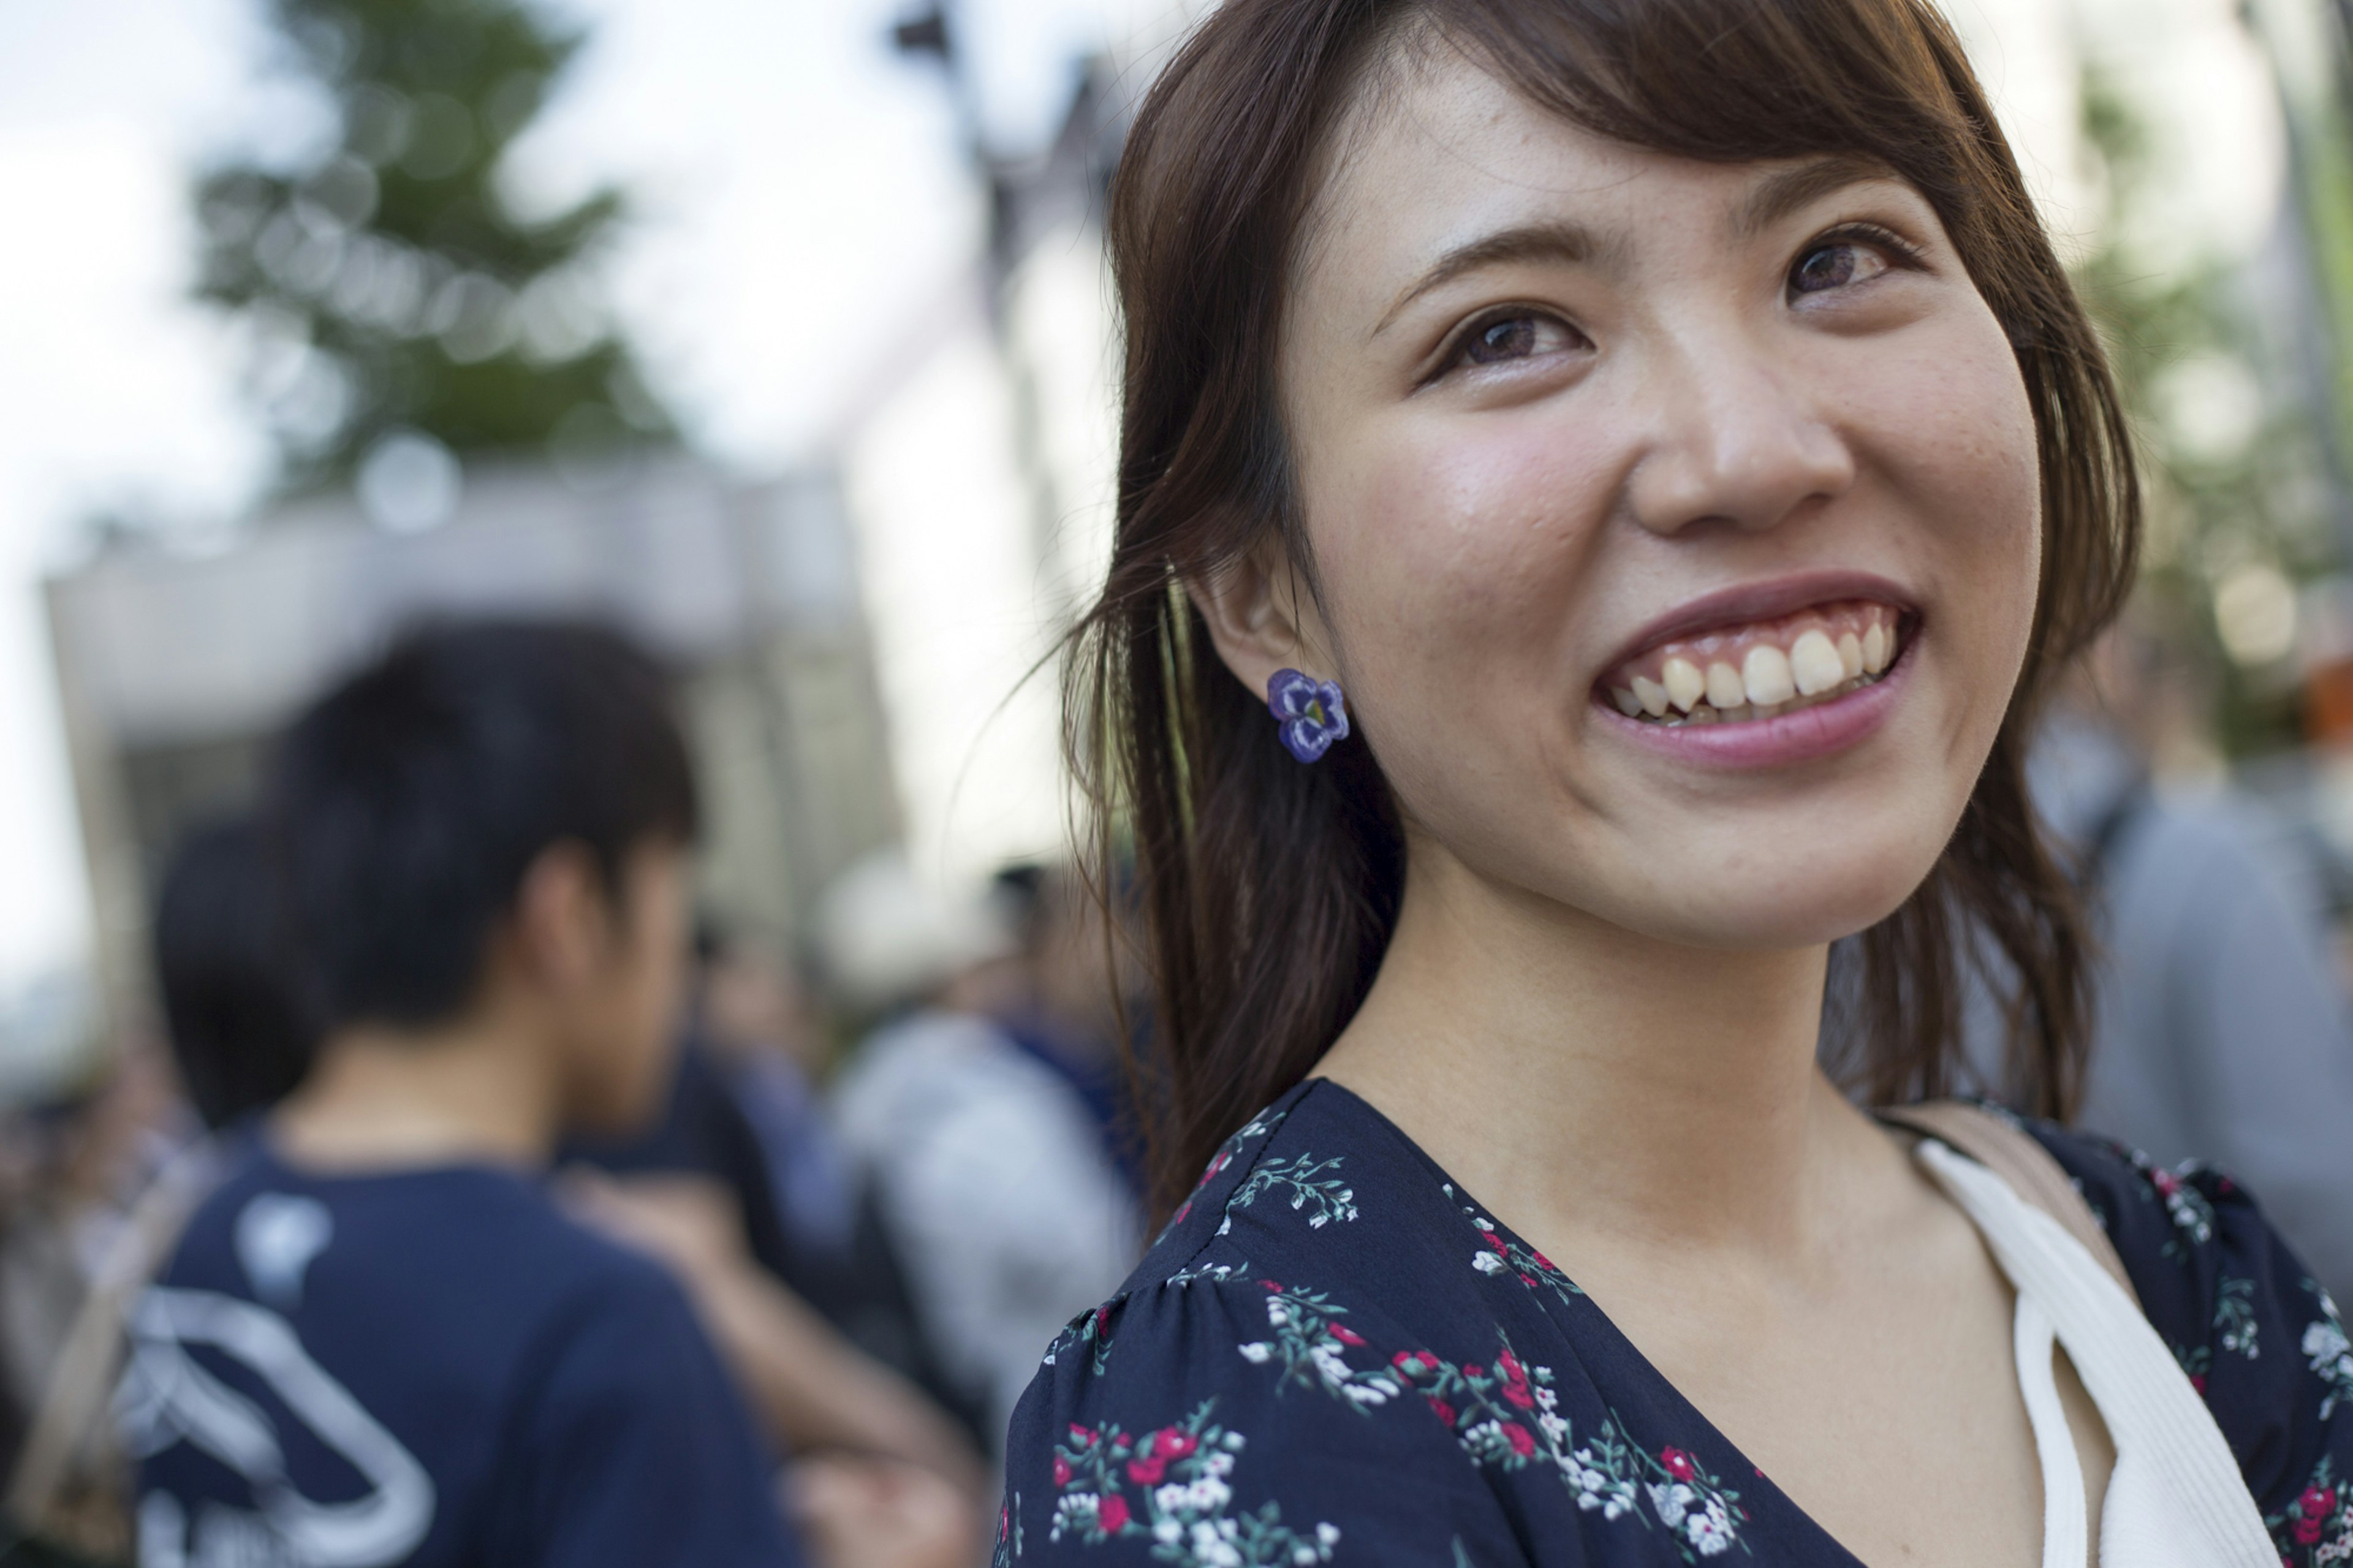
[1, 815, 316, 1556]
[982, 865, 1145, 1208]
[1964, 615, 2353, 1305]
[561, 923, 987, 1492]
[151, 816, 317, 1132]
[125, 621, 966, 1568]
[0, 1046, 189, 1553]
[824, 853, 1140, 1453]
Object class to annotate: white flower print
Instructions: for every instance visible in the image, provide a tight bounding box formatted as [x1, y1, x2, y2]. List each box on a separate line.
[2303, 1314, 2353, 1419]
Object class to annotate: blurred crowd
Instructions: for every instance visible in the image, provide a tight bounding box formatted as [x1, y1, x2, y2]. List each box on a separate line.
[0, 618, 1146, 1567]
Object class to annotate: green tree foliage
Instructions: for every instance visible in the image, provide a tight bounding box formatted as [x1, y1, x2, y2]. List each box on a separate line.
[2071, 67, 2343, 755]
[196, 0, 668, 488]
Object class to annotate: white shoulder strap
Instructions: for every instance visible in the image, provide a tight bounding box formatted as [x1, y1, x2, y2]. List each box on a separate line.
[1916, 1140, 2276, 1567]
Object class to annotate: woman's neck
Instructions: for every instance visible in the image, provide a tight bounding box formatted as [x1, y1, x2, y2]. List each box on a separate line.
[1317, 843, 1886, 1267]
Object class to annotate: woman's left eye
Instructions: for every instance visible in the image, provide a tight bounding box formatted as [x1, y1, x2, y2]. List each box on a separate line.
[1790, 238, 1895, 295]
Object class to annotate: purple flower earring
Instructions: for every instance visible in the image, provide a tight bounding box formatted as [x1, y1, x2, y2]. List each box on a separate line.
[1267, 668, 1350, 763]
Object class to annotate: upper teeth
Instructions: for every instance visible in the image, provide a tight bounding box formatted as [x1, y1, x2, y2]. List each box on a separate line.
[1607, 610, 1901, 724]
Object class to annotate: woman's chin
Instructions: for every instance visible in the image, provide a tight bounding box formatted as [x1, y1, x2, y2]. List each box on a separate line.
[1599, 838, 1942, 953]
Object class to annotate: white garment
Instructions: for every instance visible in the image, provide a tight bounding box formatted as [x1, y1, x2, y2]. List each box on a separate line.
[832, 1009, 1139, 1442]
[1914, 1139, 2276, 1568]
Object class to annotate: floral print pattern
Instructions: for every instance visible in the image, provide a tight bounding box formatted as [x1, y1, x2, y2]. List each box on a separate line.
[2213, 1275, 2260, 1360]
[2307, 1298, 2353, 1422]
[1445, 1183, 1586, 1309]
[1002, 1080, 2353, 1565]
[2267, 1456, 2353, 1565]
[1048, 1404, 1340, 1567]
[1232, 1279, 1398, 1410]
[1391, 1339, 1748, 1560]
[1222, 1154, 1359, 1232]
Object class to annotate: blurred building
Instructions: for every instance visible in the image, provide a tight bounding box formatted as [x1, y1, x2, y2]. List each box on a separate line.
[44, 455, 899, 1035]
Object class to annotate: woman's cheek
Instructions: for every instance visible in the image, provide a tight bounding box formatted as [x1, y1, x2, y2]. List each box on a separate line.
[1322, 415, 1611, 650]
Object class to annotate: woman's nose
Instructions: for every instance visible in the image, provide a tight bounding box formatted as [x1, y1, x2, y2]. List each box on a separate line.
[1624, 331, 1857, 539]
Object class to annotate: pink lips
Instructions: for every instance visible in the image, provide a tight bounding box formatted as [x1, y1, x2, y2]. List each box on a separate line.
[1598, 627, 1913, 767]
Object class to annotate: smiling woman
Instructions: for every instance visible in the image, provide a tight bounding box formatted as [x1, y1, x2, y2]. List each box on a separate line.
[999, 2, 2352, 1566]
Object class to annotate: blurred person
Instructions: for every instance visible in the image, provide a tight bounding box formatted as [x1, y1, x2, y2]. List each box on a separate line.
[0, 814, 311, 1560]
[1962, 619, 2353, 1306]
[985, 866, 1145, 1205]
[0, 1046, 192, 1555]
[696, 930, 861, 1265]
[681, 931, 970, 1430]
[121, 621, 960, 1568]
[824, 854, 1139, 1452]
[559, 934, 987, 1496]
[151, 815, 317, 1132]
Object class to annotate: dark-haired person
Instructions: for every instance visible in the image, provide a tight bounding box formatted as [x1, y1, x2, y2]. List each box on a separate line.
[123, 622, 807, 1568]
[151, 814, 317, 1132]
[1000, 2, 2351, 1564]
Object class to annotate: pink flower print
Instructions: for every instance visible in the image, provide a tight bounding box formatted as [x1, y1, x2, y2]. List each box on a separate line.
[2297, 1515, 2323, 1545]
[1053, 1455, 1073, 1487]
[1502, 1423, 1536, 1457]
[1068, 1424, 1094, 1446]
[1464, 1364, 1485, 1381]
[2152, 1167, 2181, 1197]
[1531, 1249, 1558, 1273]
[1330, 1324, 1366, 1347]
[1427, 1396, 1457, 1426]
[2191, 1373, 2209, 1397]
[1662, 1448, 1697, 1482]
[1260, 1279, 1284, 1292]
[2302, 1485, 2336, 1518]
[1198, 1150, 1230, 1187]
[1126, 1431, 1169, 1485]
[1098, 1494, 1130, 1533]
[1497, 1349, 1536, 1409]
[1154, 1428, 1199, 1461]
[1392, 1350, 1439, 1379]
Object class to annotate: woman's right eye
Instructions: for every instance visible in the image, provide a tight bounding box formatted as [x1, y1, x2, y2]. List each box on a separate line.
[1449, 311, 1583, 371]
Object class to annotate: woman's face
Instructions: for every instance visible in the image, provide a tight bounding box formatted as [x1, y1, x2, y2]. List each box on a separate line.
[1254, 55, 2040, 949]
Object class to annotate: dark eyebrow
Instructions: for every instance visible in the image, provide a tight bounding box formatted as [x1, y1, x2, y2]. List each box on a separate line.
[1730, 153, 1904, 241]
[1371, 219, 1616, 339]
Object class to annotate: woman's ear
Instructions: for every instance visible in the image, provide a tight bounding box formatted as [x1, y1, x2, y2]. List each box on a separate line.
[1184, 538, 1335, 702]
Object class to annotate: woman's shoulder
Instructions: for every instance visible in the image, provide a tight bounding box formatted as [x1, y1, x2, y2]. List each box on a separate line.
[993, 1080, 1547, 1566]
[2013, 1112, 2353, 1556]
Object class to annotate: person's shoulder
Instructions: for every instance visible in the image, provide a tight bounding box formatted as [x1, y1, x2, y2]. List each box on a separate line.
[2016, 1115, 2353, 1537]
[995, 1081, 1535, 1565]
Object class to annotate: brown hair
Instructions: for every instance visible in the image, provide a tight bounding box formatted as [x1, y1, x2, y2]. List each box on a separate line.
[1073, 0, 2140, 1219]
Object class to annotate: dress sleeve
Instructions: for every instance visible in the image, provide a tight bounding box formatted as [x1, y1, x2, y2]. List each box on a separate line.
[512, 1260, 805, 1568]
[993, 1270, 1536, 1567]
[2036, 1126, 2353, 1564]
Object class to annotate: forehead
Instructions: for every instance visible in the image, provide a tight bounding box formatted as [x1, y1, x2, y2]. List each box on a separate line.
[1299, 51, 1890, 309]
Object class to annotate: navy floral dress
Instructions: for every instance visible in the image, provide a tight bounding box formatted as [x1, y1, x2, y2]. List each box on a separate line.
[994, 1078, 2353, 1566]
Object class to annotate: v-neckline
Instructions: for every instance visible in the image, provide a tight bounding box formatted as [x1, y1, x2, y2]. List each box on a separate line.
[1304, 1076, 1939, 1568]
